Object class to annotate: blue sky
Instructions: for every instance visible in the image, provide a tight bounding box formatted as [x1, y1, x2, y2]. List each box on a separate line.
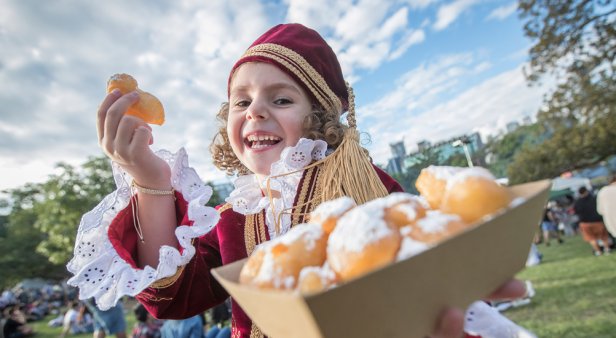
[0, 0, 553, 191]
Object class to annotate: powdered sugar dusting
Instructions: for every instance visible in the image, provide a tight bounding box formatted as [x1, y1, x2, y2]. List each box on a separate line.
[396, 236, 431, 261]
[254, 246, 277, 285]
[363, 192, 418, 210]
[310, 196, 356, 220]
[394, 202, 423, 222]
[298, 264, 336, 284]
[425, 165, 464, 180]
[416, 211, 462, 234]
[446, 167, 496, 190]
[278, 223, 323, 251]
[329, 207, 394, 253]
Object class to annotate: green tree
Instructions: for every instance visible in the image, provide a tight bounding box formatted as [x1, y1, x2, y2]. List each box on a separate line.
[205, 182, 224, 207]
[0, 184, 64, 289]
[484, 124, 544, 179]
[0, 156, 115, 288]
[34, 157, 115, 265]
[515, 0, 616, 182]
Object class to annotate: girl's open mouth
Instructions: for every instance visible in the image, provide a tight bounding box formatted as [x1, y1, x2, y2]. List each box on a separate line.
[245, 134, 282, 149]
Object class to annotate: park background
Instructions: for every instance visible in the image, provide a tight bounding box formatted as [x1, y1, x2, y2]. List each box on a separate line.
[1, 0, 615, 337]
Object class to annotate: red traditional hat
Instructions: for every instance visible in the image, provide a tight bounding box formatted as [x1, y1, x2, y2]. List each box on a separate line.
[228, 23, 348, 114]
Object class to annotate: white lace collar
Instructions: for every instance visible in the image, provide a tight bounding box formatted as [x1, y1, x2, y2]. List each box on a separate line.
[226, 138, 328, 239]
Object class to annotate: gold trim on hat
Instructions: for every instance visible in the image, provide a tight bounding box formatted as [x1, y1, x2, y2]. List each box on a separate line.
[242, 43, 343, 114]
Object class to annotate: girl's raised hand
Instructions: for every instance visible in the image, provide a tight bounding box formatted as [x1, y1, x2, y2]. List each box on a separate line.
[97, 89, 171, 188]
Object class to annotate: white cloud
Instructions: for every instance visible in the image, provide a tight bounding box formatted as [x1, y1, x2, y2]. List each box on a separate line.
[285, 0, 428, 81]
[284, 0, 351, 31]
[487, 2, 518, 21]
[358, 57, 550, 165]
[434, 0, 481, 31]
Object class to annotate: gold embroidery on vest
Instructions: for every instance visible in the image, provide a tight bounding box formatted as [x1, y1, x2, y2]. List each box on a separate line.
[245, 214, 257, 255]
[249, 322, 265, 338]
[257, 211, 267, 244]
[217, 203, 232, 214]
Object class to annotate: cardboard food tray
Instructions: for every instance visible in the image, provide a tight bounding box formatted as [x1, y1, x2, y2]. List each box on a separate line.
[212, 180, 551, 338]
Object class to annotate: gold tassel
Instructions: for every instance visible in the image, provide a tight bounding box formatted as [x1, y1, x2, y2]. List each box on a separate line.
[317, 83, 388, 205]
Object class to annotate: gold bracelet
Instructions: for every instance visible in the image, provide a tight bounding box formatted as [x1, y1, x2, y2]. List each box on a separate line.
[131, 180, 175, 197]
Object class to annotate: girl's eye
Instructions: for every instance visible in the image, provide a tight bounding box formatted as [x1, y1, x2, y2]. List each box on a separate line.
[274, 98, 292, 105]
[234, 100, 250, 108]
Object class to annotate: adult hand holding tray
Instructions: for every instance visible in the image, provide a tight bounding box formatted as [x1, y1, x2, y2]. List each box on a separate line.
[212, 180, 550, 338]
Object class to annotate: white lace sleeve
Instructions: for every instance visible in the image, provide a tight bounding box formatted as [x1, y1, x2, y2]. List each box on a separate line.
[66, 148, 220, 310]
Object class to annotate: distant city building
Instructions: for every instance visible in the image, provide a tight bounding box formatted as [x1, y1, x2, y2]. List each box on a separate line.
[417, 140, 431, 151]
[386, 157, 404, 175]
[386, 140, 406, 175]
[389, 141, 406, 158]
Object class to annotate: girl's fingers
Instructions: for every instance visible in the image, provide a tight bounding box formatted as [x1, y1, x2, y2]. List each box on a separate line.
[432, 307, 465, 338]
[101, 91, 140, 154]
[114, 115, 145, 158]
[97, 89, 122, 142]
[130, 125, 153, 154]
[487, 279, 527, 300]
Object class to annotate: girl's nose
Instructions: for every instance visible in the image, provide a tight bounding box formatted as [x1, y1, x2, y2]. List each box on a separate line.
[246, 99, 268, 121]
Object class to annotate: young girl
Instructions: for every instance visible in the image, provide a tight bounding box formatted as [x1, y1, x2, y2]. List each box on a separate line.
[67, 23, 528, 338]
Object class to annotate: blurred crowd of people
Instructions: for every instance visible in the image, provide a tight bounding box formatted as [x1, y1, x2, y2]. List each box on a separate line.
[1, 281, 72, 338]
[535, 176, 616, 257]
[0, 282, 232, 338]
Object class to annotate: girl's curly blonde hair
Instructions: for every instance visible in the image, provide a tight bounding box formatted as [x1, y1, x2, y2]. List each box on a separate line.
[210, 102, 347, 176]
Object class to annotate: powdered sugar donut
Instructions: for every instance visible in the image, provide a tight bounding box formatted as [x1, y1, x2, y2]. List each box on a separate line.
[401, 210, 468, 244]
[308, 196, 356, 235]
[382, 193, 428, 228]
[327, 204, 401, 281]
[239, 223, 327, 290]
[441, 167, 513, 223]
[415, 166, 463, 209]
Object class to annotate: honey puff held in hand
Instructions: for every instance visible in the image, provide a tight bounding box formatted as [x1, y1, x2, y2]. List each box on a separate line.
[441, 167, 513, 223]
[107, 73, 165, 125]
[239, 223, 327, 290]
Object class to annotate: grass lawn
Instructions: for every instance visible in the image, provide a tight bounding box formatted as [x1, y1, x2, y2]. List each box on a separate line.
[507, 234, 616, 337]
[27, 235, 615, 337]
[29, 299, 138, 338]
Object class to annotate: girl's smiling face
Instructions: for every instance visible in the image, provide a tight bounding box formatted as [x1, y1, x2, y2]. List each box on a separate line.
[227, 62, 312, 177]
